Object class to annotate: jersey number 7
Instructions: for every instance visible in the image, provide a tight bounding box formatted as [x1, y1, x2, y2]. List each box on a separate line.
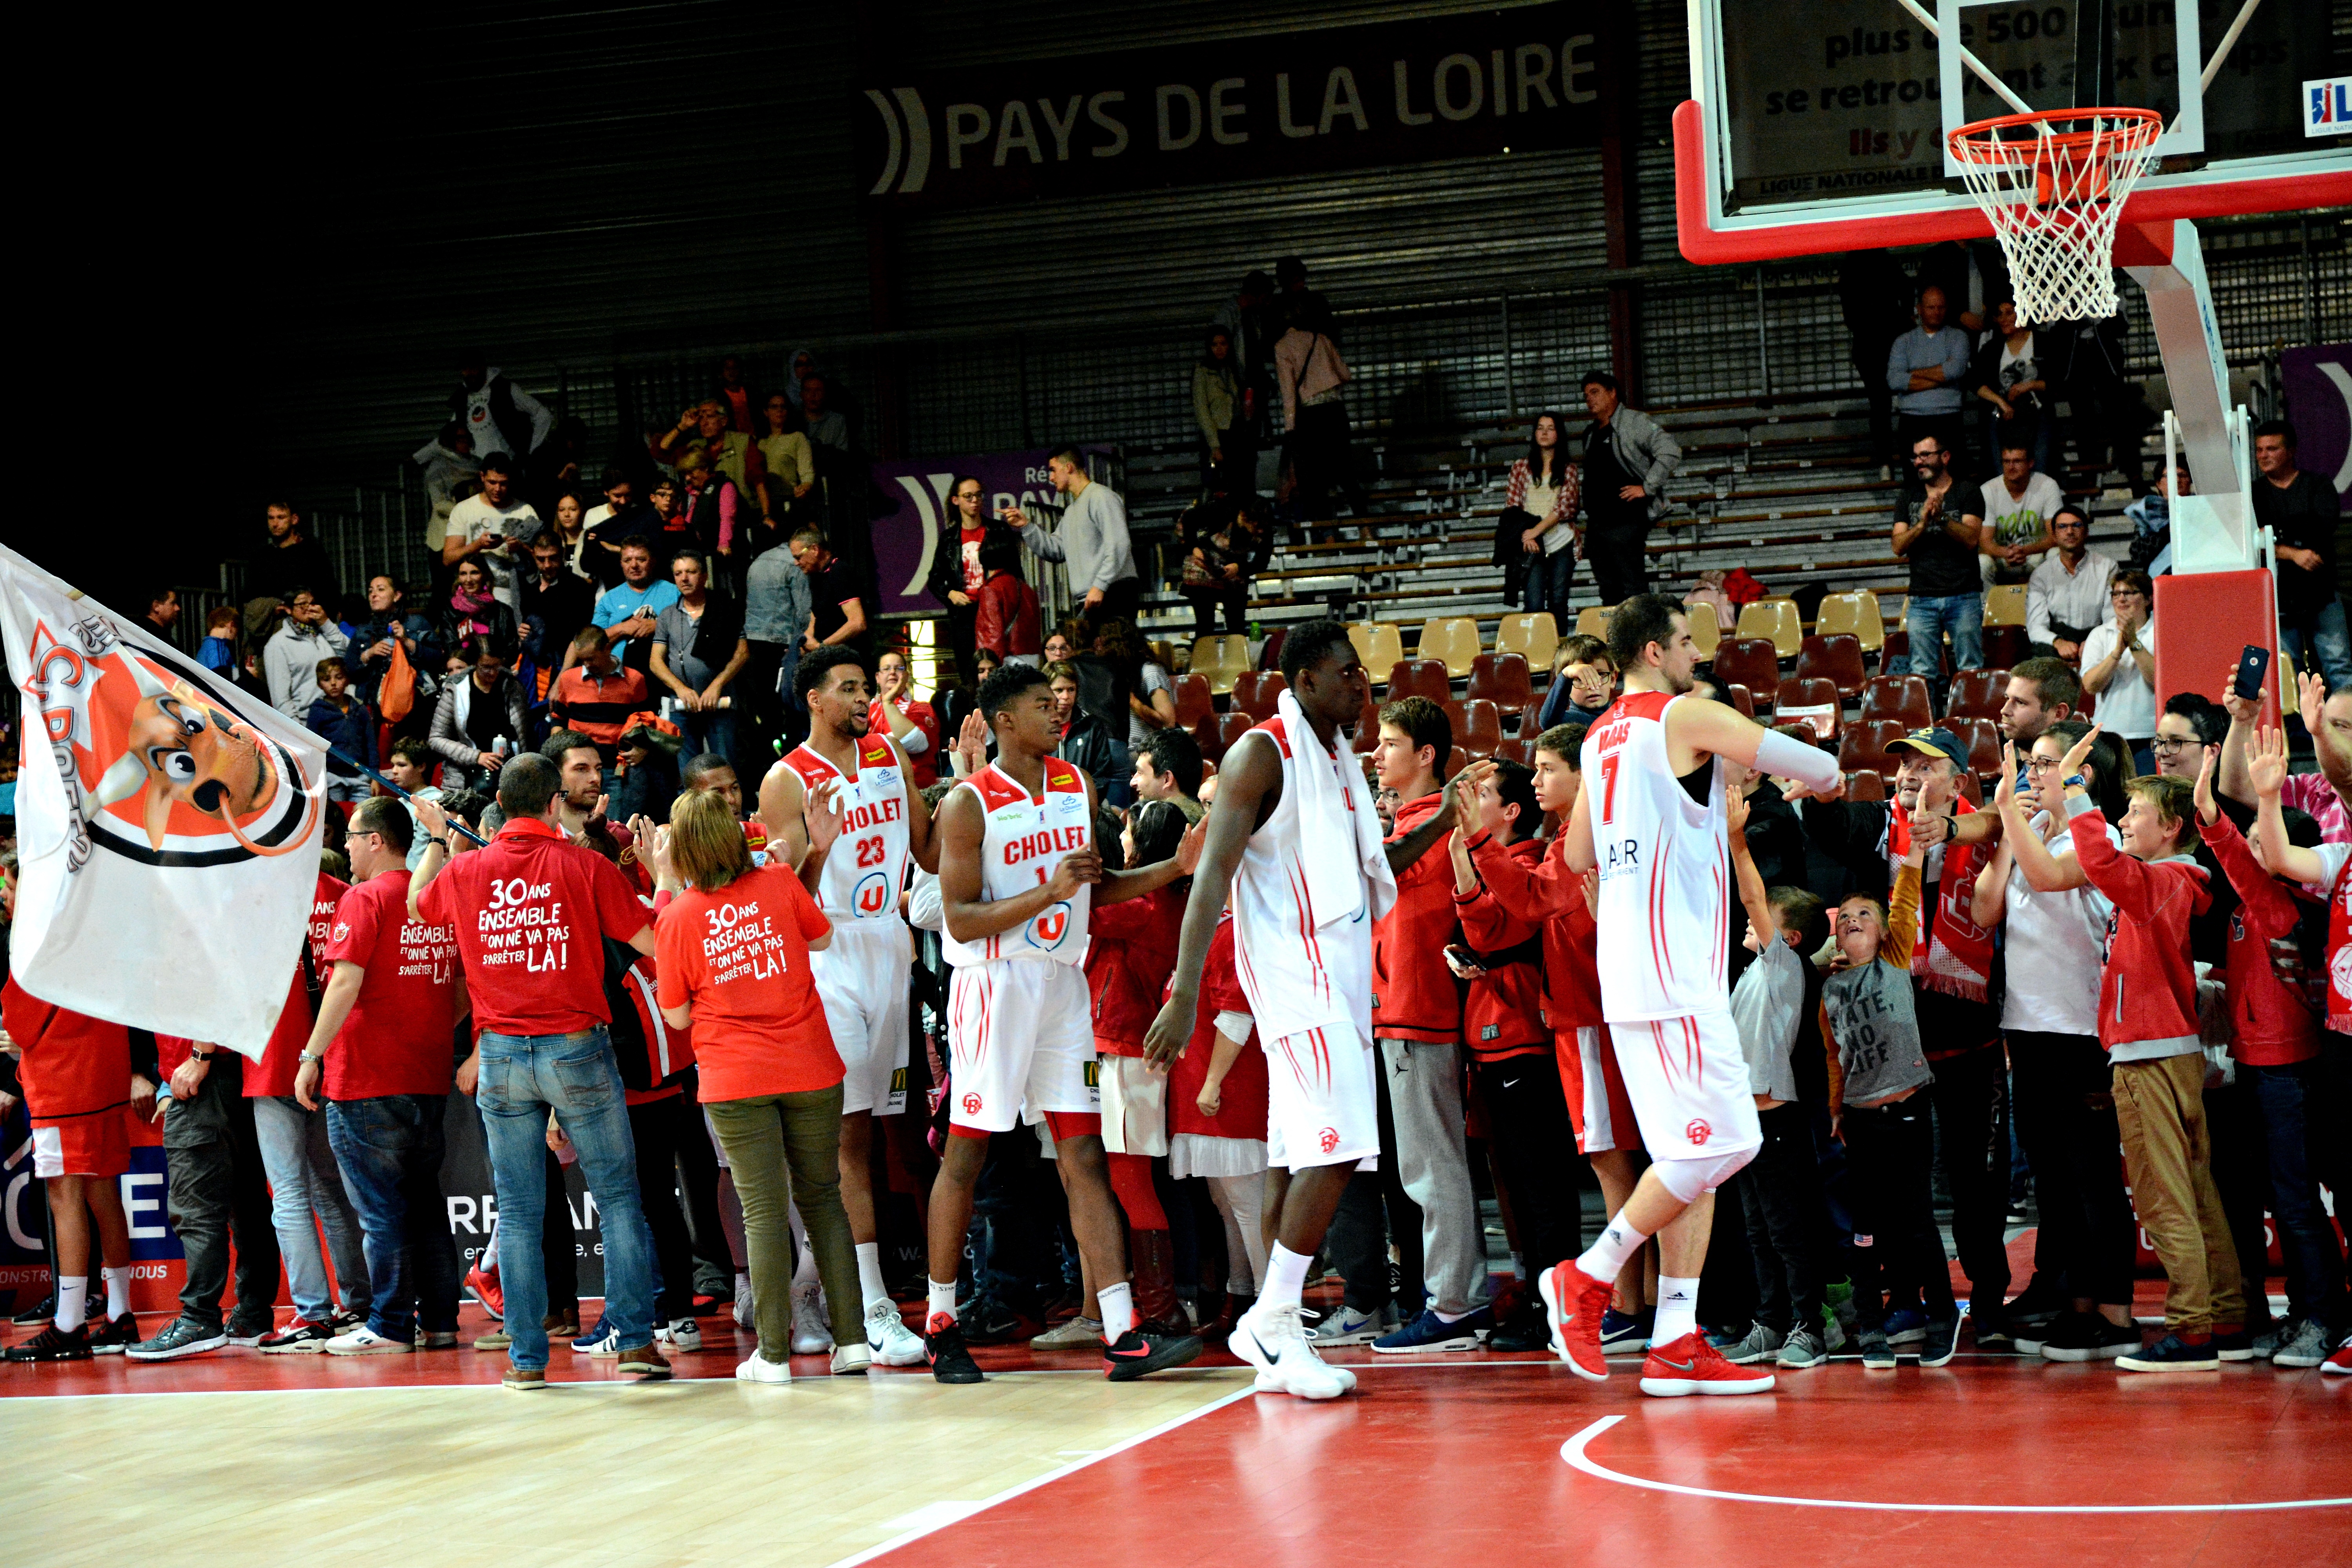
[1599, 752, 1621, 826]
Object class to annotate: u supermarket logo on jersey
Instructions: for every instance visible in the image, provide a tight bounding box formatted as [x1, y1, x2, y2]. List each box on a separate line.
[1028, 900, 1074, 950]
[854, 871, 893, 916]
[25, 613, 318, 871]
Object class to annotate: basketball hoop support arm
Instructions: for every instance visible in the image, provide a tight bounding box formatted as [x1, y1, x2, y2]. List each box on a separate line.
[2120, 219, 2254, 574]
[1890, 0, 2034, 116]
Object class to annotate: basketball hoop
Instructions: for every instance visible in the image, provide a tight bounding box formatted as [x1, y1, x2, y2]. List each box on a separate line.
[1948, 109, 2165, 324]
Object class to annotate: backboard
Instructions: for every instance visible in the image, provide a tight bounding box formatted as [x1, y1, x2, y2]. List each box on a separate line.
[1679, 0, 2352, 263]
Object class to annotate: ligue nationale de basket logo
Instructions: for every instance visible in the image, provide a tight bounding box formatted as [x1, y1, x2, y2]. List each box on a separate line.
[1685, 1118, 1712, 1147]
[25, 613, 318, 871]
[1027, 900, 1074, 951]
[2308, 78, 2352, 138]
[853, 870, 893, 917]
[962, 1091, 983, 1115]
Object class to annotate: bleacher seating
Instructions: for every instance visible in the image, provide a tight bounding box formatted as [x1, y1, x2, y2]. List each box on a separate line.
[1350, 697, 1382, 753]
[1816, 590, 1884, 653]
[1417, 617, 1483, 678]
[1859, 675, 1933, 730]
[1949, 715, 2006, 781]
[1796, 633, 1867, 698]
[1945, 667, 2010, 721]
[1387, 658, 1450, 704]
[1466, 653, 1533, 719]
[1736, 597, 1804, 659]
[1189, 635, 1251, 697]
[1775, 677, 1840, 740]
[1724, 683, 1755, 719]
[1455, 699, 1504, 757]
[1349, 621, 1406, 679]
[1233, 670, 1285, 722]
[1687, 611, 1721, 661]
[1712, 637, 1780, 706]
[1494, 613, 1558, 670]
[1838, 718, 1907, 780]
[1172, 672, 1213, 730]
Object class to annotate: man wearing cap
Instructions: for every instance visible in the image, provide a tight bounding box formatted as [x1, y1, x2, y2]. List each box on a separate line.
[2025, 507, 2115, 663]
[1797, 724, 2016, 1343]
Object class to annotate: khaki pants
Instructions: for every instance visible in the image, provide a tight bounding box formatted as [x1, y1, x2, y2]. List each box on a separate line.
[704, 1084, 862, 1365]
[2112, 1053, 2245, 1334]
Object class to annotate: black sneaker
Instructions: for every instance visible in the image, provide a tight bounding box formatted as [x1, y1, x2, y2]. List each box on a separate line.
[1973, 1311, 2015, 1352]
[2039, 1314, 2140, 1362]
[126, 1317, 230, 1361]
[12, 1294, 58, 1327]
[956, 1296, 1036, 1347]
[85, 1313, 142, 1354]
[1917, 1314, 1963, 1368]
[2118, 1332, 2220, 1373]
[927, 1318, 984, 1384]
[1858, 1330, 1896, 1369]
[4, 1323, 93, 1362]
[225, 1316, 276, 1348]
[1103, 1326, 1205, 1382]
[1486, 1302, 1552, 1353]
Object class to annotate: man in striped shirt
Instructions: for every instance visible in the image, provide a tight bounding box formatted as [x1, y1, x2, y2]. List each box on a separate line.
[550, 627, 650, 768]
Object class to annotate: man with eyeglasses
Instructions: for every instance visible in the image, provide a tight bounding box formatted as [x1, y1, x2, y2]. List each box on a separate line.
[2025, 506, 2114, 662]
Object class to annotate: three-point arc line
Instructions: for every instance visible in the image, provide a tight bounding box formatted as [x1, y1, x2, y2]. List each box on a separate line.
[1560, 1414, 2352, 1513]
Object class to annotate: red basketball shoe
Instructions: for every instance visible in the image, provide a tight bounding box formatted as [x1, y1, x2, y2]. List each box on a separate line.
[1639, 1331, 1777, 1397]
[1538, 1262, 1615, 1382]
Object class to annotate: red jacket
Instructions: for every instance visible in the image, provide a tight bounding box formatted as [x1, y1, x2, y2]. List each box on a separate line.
[1372, 792, 1464, 1044]
[1466, 828, 1603, 1033]
[2200, 810, 2321, 1066]
[1086, 884, 1186, 1056]
[2067, 799, 2212, 1060]
[975, 570, 1040, 660]
[1452, 836, 1550, 1062]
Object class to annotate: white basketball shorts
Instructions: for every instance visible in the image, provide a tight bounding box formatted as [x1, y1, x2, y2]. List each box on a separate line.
[1261, 1022, 1379, 1174]
[946, 960, 1099, 1135]
[810, 919, 912, 1117]
[1608, 1009, 1762, 1161]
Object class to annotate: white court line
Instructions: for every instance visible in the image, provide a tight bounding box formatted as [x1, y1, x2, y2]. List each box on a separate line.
[1561, 1414, 2352, 1513]
[820, 1376, 1259, 1568]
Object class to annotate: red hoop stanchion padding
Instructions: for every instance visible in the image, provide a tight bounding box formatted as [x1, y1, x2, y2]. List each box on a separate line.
[1949, 108, 2164, 324]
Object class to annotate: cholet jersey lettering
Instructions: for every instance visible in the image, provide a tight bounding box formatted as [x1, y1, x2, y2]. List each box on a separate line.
[940, 760, 1093, 966]
[784, 736, 909, 922]
[1582, 691, 1731, 1022]
[1229, 717, 1374, 1045]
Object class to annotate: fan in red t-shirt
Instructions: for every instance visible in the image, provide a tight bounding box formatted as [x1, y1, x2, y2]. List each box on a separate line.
[651, 786, 857, 1380]
[294, 797, 466, 1355]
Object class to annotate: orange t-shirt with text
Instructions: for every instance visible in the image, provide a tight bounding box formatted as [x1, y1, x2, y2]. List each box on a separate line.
[654, 864, 840, 1101]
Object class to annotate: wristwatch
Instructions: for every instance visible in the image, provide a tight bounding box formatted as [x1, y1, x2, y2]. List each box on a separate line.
[299, 1050, 328, 1064]
[428, 835, 449, 847]
[2063, 774, 2087, 790]
[189, 1047, 214, 1062]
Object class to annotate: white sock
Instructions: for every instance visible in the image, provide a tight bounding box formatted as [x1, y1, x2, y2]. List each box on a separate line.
[56, 1277, 90, 1334]
[1435, 1306, 1469, 1324]
[789, 1205, 818, 1286]
[102, 1266, 132, 1321]
[1654, 1276, 1700, 1347]
[1260, 1243, 1313, 1313]
[1575, 1214, 1650, 1286]
[734, 1270, 752, 1301]
[856, 1243, 889, 1311]
[926, 1278, 958, 1325]
[1098, 1281, 1135, 1341]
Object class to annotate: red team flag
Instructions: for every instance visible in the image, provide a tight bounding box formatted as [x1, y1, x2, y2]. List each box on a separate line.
[1, 545, 328, 1058]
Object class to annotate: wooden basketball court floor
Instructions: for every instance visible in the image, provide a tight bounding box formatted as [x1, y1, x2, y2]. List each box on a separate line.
[7, 1293, 2347, 1568]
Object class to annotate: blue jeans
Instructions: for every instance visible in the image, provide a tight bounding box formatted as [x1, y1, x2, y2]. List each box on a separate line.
[476, 1028, 657, 1370]
[251, 1094, 373, 1323]
[326, 1094, 461, 1343]
[676, 707, 738, 776]
[1900, 592, 1982, 710]
[2280, 597, 2352, 695]
[1522, 546, 1577, 617]
[2241, 1061, 2349, 1333]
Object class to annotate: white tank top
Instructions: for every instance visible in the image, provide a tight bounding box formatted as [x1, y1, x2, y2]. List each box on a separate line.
[784, 736, 910, 923]
[939, 759, 1093, 966]
[1582, 691, 1731, 1022]
[1228, 717, 1373, 1044]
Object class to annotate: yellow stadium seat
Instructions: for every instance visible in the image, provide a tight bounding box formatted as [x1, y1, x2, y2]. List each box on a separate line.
[1188, 635, 1252, 697]
[1686, 609, 1721, 660]
[1415, 617, 1483, 679]
[1494, 612, 1558, 671]
[1984, 584, 2028, 627]
[1349, 621, 1406, 679]
[1573, 604, 1616, 642]
[1815, 590, 1885, 653]
[1735, 596, 1804, 660]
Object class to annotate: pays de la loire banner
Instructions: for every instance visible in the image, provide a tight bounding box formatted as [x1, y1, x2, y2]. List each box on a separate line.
[856, 3, 1606, 208]
[1, 546, 327, 1057]
[866, 446, 1116, 617]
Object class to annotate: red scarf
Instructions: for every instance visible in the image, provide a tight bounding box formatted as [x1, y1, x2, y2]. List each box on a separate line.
[1889, 797, 1994, 1004]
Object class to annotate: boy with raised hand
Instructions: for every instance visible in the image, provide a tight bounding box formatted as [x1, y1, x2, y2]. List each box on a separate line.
[2053, 724, 2244, 1370]
[1721, 786, 1833, 1370]
[1819, 829, 1951, 1370]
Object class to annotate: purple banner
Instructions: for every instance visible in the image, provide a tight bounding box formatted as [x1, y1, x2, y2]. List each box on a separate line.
[2281, 345, 2352, 514]
[864, 446, 1116, 617]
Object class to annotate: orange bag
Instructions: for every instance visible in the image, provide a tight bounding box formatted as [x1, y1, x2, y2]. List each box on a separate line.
[378, 634, 416, 722]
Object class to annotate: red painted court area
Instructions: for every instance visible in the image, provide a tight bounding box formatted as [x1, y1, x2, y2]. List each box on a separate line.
[860, 1360, 2351, 1568]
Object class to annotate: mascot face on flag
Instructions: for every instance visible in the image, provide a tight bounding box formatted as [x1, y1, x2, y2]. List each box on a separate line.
[31, 617, 317, 867]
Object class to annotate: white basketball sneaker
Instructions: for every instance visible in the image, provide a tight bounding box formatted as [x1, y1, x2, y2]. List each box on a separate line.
[1232, 1301, 1354, 1400]
[790, 1279, 833, 1355]
[865, 1299, 928, 1366]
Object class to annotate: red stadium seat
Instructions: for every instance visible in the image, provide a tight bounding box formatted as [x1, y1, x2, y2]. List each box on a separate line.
[1796, 633, 1867, 699]
[1844, 769, 1887, 800]
[1982, 625, 2030, 672]
[1495, 736, 1529, 765]
[1858, 675, 1933, 730]
[1711, 637, 1781, 706]
[1457, 699, 1504, 757]
[1350, 696, 1381, 753]
[1948, 715, 2006, 780]
[1213, 711, 1256, 763]
[1773, 677, 1842, 740]
[1466, 653, 1534, 718]
[1724, 683, 1756, 720]
[1945, 667, 2011, 722]
[1880, 628, 1910, 678]
[1235, 670, 1286, 722]
[1387, 658, 1450, 704]
[1838, 718, 1907, 781]
[1173, 672, 1213, 730]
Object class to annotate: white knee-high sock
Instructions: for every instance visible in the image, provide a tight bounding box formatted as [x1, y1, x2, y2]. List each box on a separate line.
[855, 1242, 889, 1310]
[1260, 1243, 1313, 1313]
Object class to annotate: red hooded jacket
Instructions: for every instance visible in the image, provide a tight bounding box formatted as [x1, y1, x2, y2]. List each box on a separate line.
[1465, 828, 1603, 1034]
[1087, 884, 1186, 1057]
[1451, 836, 1550, 1063]
[2067, 798, 2212, 1060]
[2199, 810, 2321, 1066]
[1372, 791, 1465, 1045]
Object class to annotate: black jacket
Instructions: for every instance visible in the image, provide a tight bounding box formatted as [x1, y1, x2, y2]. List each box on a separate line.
[926, 521, 1018, 610]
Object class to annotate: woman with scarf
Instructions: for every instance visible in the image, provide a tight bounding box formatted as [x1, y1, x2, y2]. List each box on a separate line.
[436, 557, 518, 655]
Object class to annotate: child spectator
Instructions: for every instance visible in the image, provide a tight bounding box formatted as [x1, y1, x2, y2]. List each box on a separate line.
[2054, 724, 2242, 1371]
[379, 737, 445, 869]
[1164, 908, 1269, 1344]
[1722, 786, 1832, 1370]
[2228, 727, 2351, 1368]
[199, 606, 240, 677]
[1535, 634, 1616, 731]
[974, 535, 1042, 664]
[1820, 833, 1957, 1370]
[307, 658, 375, 805]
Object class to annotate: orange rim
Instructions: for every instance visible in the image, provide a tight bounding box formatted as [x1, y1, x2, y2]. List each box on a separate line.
[1948, 107, 2163, 165]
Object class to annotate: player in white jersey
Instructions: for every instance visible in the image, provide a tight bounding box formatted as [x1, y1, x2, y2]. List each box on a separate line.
[1147, 621, 1470, 1400]
[755, 646, 937, 1367]
[922, 662, 1207, 1385]
[1536, 594, 1846, 1398]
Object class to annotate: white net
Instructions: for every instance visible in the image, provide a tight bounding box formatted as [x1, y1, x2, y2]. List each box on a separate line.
[1949, 110, 2164, 324]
